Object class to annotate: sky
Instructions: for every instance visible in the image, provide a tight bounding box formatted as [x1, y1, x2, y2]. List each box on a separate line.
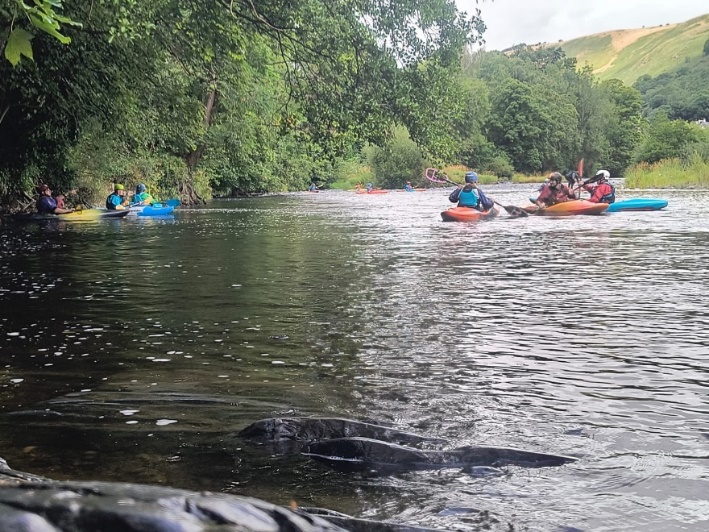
[455, 0, 709, 51]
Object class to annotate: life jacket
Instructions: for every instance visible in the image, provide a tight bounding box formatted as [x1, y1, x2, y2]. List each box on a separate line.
[106, 193, 121, 210]
[599, 182, 615, 204]
[458, 186, 480, 208]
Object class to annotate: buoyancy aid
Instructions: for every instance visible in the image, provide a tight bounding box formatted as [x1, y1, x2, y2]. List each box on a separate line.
[458, 186, 480, 208]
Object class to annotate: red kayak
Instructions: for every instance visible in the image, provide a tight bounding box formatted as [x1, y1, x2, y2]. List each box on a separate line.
[355, 189, 389, 194]
[441, 206, 500, 222]
[524, 200, 609, 216]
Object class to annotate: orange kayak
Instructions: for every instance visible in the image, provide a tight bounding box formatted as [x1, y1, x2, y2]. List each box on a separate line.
[355, 189, 389, 194]
[441, 206, 500, 222]
[524, 200, 609, 216]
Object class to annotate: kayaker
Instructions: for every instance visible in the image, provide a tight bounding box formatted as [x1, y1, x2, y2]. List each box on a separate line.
[449, 172, 484, 210]
[404, 181, 414, 191]
[584, 170, 615, 204]
[132, 183, 155, 205]
[308, 182, 319, 191]
[35, 184, 75, 214]
[106, 184, 130, 210]
[535, 172, 574, 208]
[366, 182, 373, 193]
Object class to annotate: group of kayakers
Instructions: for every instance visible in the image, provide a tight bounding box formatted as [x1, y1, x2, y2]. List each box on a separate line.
[534, 170, 614, 209]
[104, 183, 155, 210]
[35, 182, 157, 215]
[446, 169, 615, 212]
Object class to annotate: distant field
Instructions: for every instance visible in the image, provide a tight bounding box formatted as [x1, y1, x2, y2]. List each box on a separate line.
[555, 14, 709, 84]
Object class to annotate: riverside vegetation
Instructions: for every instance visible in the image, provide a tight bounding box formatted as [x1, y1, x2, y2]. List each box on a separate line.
[1, 2, 708, 207]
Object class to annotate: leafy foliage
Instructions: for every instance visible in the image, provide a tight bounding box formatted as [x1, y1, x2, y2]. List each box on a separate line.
[634, 56, 709, 121]
[633, 113, 701, 164]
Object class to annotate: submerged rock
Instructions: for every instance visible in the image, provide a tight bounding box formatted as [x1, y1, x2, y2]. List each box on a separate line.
[1, 456, 444, 531]
[237, 417, 447, 448]
[303, 437, 577, 474]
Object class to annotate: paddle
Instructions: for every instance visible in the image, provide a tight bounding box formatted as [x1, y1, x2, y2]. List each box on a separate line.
[424, 168, 528, 217]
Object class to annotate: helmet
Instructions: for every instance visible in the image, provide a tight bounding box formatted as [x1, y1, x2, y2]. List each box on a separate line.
[595, 169, 610, 180]
[136, 183, 147, 193]
[114, 184, 125, 191]
[548, 172, 563, 183]
[464, 171, 478, 184]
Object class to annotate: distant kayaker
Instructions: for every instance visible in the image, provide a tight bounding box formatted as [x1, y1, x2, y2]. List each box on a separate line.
[404, 181, 414, 191]
[35, 184, 75, 215]
[449, 172, 484, 210]
[132, 183, 155, 205]
[106, 184, 130, 210]
[366, 182, 373, 193]
[308, 182, 319, 192]
[584, 170, 615, 204]
[535, 172, 574, 208]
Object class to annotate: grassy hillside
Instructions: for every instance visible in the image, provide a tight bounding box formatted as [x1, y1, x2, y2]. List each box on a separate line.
[558, 14, 709, 85]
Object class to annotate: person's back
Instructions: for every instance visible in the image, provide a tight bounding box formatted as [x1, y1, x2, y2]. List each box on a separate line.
[449, 172, 482, 210]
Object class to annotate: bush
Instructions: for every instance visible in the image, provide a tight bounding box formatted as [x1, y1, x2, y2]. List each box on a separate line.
[369, 127, 425, 188]
[485, 153, 514, 178]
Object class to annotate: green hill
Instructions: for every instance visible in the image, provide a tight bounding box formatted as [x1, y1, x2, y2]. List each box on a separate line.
[557, 14, 709, 85]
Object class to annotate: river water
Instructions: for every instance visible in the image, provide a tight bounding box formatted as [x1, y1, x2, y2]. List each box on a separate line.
[1, 186, 708, 531]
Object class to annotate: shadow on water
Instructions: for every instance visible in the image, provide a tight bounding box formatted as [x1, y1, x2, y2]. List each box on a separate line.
[2, 187, 709, 531]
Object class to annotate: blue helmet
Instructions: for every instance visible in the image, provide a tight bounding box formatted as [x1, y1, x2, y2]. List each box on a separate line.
[464, 172, 478, 184]
[136, 183, 147, 193]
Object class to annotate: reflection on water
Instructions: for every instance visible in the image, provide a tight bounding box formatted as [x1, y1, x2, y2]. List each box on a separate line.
[1, 186, 709, 531]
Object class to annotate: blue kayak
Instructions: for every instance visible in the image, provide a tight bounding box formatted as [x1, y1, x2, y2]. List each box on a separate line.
[605, 198, 668, 212]
[131, 204, 175, 216]
[529, 196, 668, 213]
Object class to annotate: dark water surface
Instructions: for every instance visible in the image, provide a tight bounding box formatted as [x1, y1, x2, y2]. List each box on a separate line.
[1, 186, 708, 531]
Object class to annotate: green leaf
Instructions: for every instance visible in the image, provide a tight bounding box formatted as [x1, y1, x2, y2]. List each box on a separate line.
[4, 28, 34, 66]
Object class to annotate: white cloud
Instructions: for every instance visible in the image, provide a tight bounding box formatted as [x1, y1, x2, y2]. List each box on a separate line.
[455, 0, 709, 50]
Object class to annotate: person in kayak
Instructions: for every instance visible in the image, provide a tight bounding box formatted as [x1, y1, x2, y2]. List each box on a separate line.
[449, 172, 485, 210]
[404, 181, 414, 191]
[366, 182, 373, 193]
[36, 184, 75, 214]
[308, 182, 319, 192]
[132, 183, 155, 205]
[106, 184, 130, 210]
[535, 172, 574, 208]
[583, 170, 615, 204]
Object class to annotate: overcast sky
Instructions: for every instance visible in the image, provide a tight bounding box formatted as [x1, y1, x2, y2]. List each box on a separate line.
[455, 0, 709, 51]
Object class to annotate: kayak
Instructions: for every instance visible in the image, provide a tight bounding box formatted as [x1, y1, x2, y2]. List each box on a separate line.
[441, 206, 500, 222]
[10, 209, 130, 222]
[355, 189, 389, 194]
[606, 198, 668, 212]
[523, 200, 608, 216]
[130, 204, 175, 216]
[530, 196, 668, 213]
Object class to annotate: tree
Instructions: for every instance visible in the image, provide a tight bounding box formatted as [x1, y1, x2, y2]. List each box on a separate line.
[634, 113, 700, 164]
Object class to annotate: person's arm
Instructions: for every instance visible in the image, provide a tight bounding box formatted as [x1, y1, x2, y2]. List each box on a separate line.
[535, 187, 550, 208]
[448, 187, 462, 203]
[588, 184, 607, 204]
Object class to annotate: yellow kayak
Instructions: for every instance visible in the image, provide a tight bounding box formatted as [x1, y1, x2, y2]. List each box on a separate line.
[11, 209, 130, 222]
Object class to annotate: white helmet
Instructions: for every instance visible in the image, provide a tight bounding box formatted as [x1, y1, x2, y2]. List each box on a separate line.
[595, 169, 610, 180]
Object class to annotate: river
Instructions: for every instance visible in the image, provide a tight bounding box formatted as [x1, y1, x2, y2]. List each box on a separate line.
[1, 185, 708, 531]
